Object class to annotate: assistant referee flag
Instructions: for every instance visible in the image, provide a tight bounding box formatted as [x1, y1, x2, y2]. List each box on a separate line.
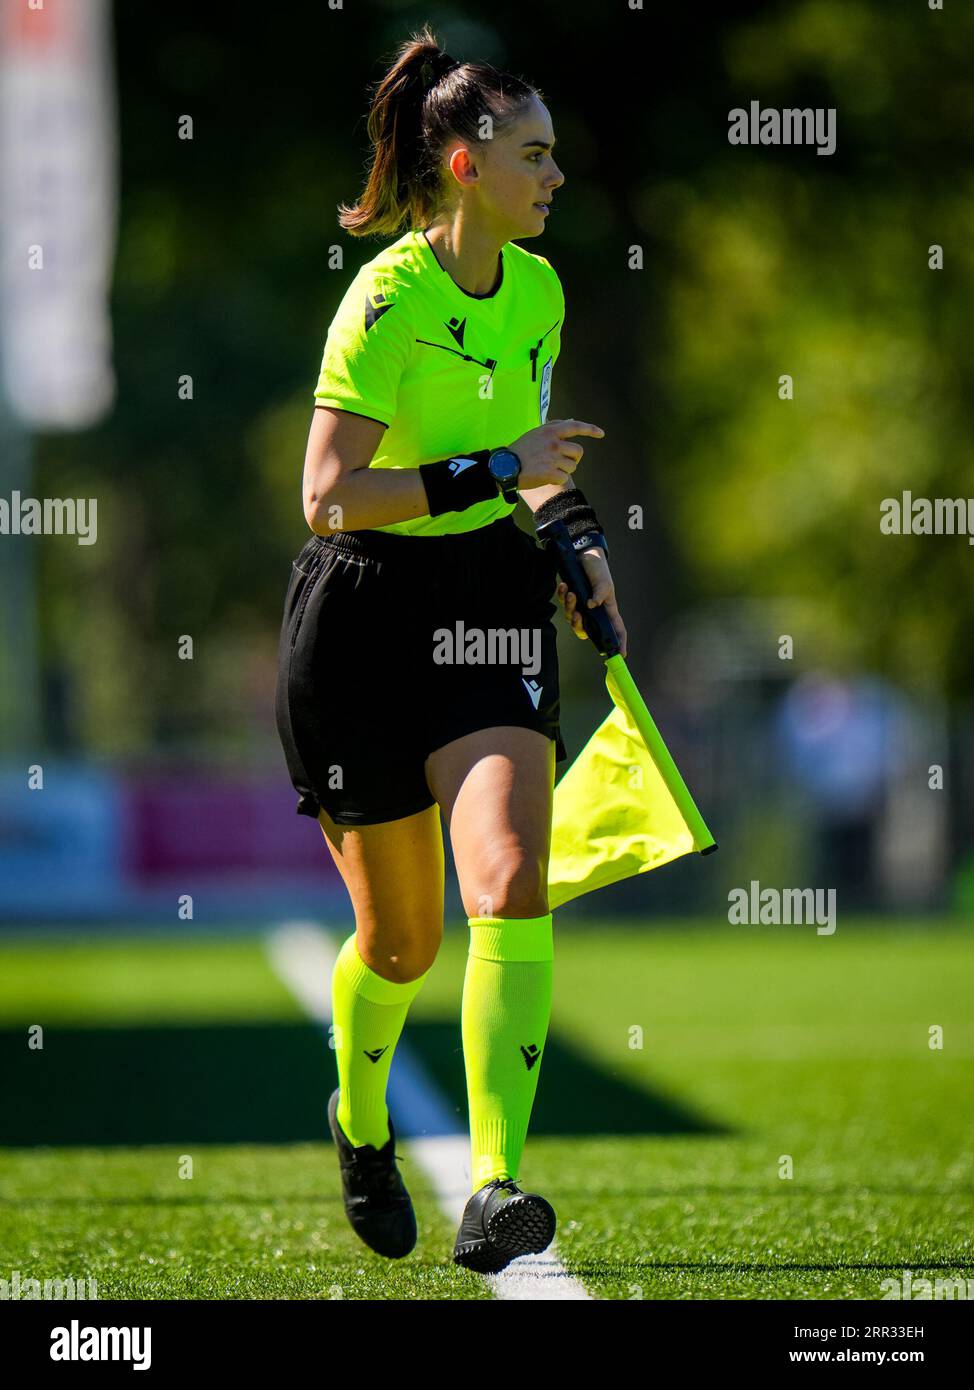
[541, 515, 717, 909]
[547, 655, 716, 909]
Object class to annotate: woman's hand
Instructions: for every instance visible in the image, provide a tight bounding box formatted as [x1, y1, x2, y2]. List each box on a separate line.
[509, 418, 605, 491]
[555, 549, 628, 658]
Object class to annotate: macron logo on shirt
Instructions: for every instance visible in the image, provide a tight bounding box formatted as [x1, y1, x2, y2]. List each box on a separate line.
[364, 292, 395, 331]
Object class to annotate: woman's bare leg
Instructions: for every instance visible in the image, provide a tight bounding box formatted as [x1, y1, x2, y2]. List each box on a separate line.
[425, 726, 554, 920]
[426, 726, 556, 1195]
[319, 803, 444, 1154]
[318, 803, 445, 981]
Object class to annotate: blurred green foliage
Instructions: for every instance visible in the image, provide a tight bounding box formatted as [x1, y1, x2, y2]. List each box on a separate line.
[28, 0, 974, 758]
[647, 2, 974, 700]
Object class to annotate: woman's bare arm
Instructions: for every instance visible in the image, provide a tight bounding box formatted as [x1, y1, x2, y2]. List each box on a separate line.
[303, 407, 598, 532]
[302, 406, 433, 533]
[518, 480, 575, 512]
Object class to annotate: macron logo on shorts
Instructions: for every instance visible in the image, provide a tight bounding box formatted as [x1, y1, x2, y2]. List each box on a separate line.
[522, 677, 543, 710]
[448, 456, 479, 476]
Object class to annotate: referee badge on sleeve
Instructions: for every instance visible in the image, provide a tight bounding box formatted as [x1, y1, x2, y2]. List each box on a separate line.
[540, 355, 553, 422]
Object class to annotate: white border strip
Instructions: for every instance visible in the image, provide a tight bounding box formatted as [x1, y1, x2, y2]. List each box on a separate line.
[267, 921, 591, 1300]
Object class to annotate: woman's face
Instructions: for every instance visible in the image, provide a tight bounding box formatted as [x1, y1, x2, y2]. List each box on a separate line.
[448, 96, 564, 239]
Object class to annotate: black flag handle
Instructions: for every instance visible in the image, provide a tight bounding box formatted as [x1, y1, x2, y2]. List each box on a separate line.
[536, 518, 621, 658]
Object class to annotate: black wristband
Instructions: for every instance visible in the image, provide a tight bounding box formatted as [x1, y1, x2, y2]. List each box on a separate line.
[533, 485, 609, 557]
[418, 449, 498, 517]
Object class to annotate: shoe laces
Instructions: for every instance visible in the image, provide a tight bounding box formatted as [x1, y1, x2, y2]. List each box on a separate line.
[350, 1144, 404, 1194]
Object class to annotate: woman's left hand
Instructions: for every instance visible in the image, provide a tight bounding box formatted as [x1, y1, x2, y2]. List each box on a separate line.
[555, 548, 628, 658]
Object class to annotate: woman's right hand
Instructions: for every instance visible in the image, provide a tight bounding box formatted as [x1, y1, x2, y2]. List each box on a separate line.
[508, 418, 605, 491]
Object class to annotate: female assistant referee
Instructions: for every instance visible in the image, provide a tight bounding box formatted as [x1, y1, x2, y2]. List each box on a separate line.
[275, 26, 627, 1275]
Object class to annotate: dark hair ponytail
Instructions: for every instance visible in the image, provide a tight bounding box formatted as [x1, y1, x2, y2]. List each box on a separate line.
[338, 23, 539, 239]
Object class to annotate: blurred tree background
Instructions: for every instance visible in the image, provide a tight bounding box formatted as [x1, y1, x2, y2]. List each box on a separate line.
[28, 0, 974, 775]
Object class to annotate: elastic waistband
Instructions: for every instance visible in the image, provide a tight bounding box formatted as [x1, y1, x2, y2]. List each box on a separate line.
[316, 514, 518, 560]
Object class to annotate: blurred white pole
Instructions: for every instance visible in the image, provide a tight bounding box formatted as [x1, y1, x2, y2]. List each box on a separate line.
[877, 694, 949, 909]
[0, 0, 119, 426]
[0, 0, 118, 753]
[0, 400, 38, 750]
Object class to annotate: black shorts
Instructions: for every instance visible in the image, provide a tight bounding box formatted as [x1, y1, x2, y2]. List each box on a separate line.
[275, 514, 568, 826]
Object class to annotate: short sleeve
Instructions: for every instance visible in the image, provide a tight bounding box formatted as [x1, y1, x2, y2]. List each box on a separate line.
[535, 255, 565, 362]
[313, 272, 414, 427]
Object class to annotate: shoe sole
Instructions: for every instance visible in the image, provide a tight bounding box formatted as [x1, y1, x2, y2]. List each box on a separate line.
[485, 1192, 556, 1257]
[454, 1194, 556, 1273]
[453, 1240, 514, 1274]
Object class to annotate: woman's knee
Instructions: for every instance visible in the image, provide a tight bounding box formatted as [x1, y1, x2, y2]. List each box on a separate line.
[355, 915, 443, 983]
[461, 848, 549, 920]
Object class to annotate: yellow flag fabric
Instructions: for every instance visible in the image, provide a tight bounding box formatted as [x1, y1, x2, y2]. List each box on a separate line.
[547, 655, 714, 910]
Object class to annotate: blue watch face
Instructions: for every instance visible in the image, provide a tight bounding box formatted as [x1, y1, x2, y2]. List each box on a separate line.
[489, 449, 520, 486]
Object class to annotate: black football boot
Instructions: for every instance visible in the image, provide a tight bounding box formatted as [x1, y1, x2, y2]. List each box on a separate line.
[327, 1088, 417, 1259]
[453, 1177, 556, 1273]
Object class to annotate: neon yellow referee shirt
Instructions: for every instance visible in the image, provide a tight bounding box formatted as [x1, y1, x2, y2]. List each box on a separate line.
[313, 228, 564, 537]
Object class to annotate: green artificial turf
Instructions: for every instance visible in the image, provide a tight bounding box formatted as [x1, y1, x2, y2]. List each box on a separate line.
[0, 920, 971, 1299]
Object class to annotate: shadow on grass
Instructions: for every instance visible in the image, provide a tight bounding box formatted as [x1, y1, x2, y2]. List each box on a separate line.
[0, 1019, 724, 1146]
[566, 1260, 974, 1274]
[407, 1020, 721, 1139]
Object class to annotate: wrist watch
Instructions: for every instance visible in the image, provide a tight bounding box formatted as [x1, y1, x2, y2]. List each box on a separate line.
[487, 447, 522, 504]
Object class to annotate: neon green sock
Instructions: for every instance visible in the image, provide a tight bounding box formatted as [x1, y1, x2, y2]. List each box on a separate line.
[461, 913, 554, 1192]
[331, 934, 430, 1150]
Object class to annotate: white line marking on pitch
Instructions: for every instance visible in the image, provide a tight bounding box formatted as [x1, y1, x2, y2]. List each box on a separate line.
[266, 920, 335, 1021]
[408, 1135, 591, 1300]
[266, 920, 592, 1301]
